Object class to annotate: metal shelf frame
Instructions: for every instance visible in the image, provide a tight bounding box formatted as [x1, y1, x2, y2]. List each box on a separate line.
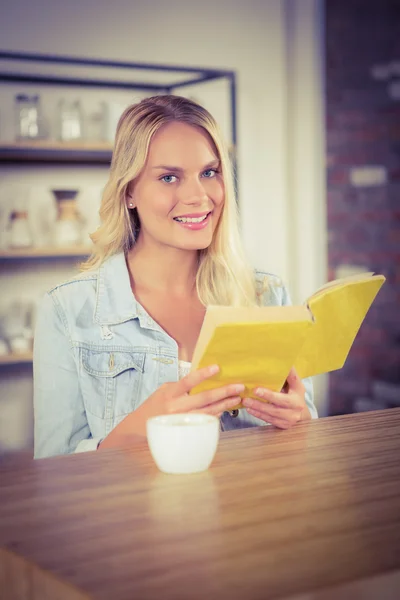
[0, 50, 237, 147]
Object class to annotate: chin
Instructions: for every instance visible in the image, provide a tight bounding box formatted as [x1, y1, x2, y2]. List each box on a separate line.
[177, 238, 213, 251]
[170, 230, 213, 251]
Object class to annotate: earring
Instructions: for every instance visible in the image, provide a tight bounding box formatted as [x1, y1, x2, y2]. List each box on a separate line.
[129, 202, 134, 207]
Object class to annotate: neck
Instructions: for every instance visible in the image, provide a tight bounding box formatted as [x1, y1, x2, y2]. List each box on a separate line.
[126, 240, 199, 296]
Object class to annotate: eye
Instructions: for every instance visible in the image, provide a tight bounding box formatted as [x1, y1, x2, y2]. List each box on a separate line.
[202, 169, 218, 178]
[161, 174, 178, 184]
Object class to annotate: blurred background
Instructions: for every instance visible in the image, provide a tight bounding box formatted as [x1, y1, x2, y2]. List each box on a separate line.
[0, 0, 399, 456]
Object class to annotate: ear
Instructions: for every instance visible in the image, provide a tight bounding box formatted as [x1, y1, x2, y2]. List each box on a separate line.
[126, 184, 135, 210]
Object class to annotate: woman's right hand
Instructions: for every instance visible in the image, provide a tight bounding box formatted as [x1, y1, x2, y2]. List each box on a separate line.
[136, 364, 244, 421]
[99, 365, 244, 448]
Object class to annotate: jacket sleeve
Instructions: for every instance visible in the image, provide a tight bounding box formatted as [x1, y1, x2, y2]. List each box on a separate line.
[221, 273, 318, 432]
[33, 291, 102, 458]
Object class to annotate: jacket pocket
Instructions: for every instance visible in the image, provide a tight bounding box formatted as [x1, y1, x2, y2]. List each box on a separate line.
[80, 348, 145, 418]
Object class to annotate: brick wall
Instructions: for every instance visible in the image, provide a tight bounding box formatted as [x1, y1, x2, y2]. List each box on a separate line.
[326, 0, 400, 414]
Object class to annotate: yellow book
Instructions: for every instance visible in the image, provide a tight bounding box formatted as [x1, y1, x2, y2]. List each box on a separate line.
[190, 272, 385, 407]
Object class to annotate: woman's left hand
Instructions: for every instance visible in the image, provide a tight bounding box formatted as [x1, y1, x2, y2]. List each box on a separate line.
[242, 367, 311, 429]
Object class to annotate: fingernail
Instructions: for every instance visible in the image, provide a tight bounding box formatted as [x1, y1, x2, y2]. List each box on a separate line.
[254, 388, 263, 396]
[233, 384, 245, 393]
[209, 364, 219, 375]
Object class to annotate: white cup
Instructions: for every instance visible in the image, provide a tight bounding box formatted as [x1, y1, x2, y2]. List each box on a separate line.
[146, 413, 220, 474]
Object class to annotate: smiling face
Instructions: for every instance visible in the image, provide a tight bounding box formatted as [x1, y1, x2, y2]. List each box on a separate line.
[128, 121, 225, 252]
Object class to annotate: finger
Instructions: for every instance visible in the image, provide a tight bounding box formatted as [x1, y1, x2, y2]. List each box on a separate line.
[246, 407, 293, 429]
[176, 382, 244, 412]
[243, 398, 302, 424]
[204, 395, 242, 415]
[174, 364, 220, 396]
[194, 395, 242, 417]
[286, 367, 306, 396]
[252, 386, 304, 411]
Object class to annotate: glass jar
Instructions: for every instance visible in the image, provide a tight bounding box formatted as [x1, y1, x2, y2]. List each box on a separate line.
[14, 94, 42, 140]
[57, 99, 83, 141]
[9, 211, 32, 248]
[53, 196, 82, 246]
[85, 101, 107, 142]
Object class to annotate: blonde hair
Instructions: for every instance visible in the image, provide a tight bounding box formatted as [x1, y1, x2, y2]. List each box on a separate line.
[82, 95, 259, 306]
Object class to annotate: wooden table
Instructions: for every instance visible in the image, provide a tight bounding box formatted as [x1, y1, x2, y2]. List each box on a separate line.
[1, 409, 400, 600]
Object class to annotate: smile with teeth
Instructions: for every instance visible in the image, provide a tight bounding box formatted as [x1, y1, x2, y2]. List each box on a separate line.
[174, 213, 210, 223]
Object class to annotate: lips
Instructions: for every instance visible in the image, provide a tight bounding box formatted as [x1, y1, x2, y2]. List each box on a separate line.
[173, 211, 211, 221]
[173, 211, 212, 231]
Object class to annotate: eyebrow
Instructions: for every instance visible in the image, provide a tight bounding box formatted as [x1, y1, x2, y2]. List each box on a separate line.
[151, 160, 220, 172]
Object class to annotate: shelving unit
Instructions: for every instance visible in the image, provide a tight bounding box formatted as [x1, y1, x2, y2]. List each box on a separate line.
[0, 52, 238, 257]
[0, 246, 92, 259]
[0, 140, 113, 163]
[0, 52, 239, 456]
[0, 50, 237, 146]
[0, 353, 33, 365]
[0, 51, 238, 263]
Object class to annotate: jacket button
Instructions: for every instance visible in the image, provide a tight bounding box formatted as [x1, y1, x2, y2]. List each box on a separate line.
[230, 410, 239, 418]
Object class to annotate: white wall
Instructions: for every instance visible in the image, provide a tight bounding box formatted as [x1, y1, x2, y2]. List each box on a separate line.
[0, 0, 327, 451]
[285, 0, 328, 412]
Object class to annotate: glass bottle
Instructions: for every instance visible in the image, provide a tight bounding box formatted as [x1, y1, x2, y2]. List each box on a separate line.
[85, 101, 107, 142]
[14, 94, 42, 140]
[57, 99, 83, 142]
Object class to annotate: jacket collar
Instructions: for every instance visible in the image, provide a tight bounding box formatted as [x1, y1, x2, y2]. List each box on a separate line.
[94, 252, 143, 325]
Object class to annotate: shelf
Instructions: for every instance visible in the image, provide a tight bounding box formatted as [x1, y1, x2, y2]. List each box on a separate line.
[0, 140, 113, 163]
[0, 352, 33, 365]
[0, 246, 92, 259]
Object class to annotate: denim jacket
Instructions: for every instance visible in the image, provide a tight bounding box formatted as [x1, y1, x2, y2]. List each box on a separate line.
[33, 252, 317, 458]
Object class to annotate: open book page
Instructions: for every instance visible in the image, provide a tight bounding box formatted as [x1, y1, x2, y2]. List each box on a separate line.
[295, 274, 385, 379]
[191, 306, 313, 408]
[308, 272, 376, 301]
[192, 305, 313, 369]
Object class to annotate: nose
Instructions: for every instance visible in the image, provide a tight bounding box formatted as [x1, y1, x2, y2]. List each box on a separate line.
[177, 176, 209, 206]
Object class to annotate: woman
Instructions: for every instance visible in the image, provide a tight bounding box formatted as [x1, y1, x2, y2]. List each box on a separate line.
[34, 95, 317, 458]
